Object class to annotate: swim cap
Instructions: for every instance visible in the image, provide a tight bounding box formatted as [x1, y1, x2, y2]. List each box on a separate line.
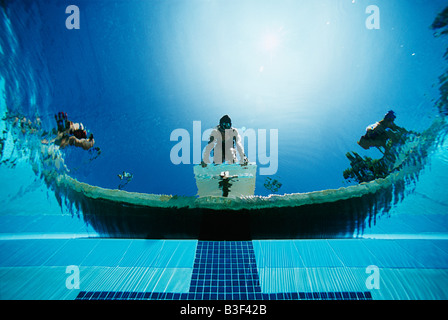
[384, 110, 396, 121]
[219, 115, 232, 129]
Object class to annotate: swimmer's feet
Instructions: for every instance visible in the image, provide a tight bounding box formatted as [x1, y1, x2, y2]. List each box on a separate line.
[55, 112, 68, 132]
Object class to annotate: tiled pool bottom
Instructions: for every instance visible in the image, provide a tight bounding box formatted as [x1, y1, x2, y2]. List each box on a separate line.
[1, 239, 448, 300]
[75, 241, 371, 300]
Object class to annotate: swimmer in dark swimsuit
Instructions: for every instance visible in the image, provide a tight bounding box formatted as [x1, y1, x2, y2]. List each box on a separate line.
[358, 110, 407, 153]
[54, 112, 95, 150]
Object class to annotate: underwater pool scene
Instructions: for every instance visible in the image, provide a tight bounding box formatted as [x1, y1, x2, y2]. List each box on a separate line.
[1, 0, 448, 305]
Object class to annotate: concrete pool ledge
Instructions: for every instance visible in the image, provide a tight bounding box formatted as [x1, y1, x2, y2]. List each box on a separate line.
[31, 118, 446, 240]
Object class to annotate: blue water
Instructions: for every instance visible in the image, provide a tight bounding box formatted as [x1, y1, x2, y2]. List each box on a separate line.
[1, 0, 448, 301]
[2, 0, 447, 197]
[1, 0, 448, 227]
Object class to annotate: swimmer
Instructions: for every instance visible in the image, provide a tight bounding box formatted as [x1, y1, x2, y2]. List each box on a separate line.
[118, 171, 133, 190]
[53, 112, 95, 150]
[11, 115, 41, 135]
[202, 115, 249, 166]
[219, 171, 237, 180]
[264, 177, 283, 193]
[118, 171, 133, 181]
[217, 171, 238, 198]
[358, 110, 407, 153]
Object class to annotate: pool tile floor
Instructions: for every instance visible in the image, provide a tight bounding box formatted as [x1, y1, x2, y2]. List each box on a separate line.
[1, 238, 447, 300]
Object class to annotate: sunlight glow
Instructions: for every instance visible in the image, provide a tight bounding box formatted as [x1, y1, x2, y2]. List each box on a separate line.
[260, 27, 285, 56]
[262, 32, 280, 52]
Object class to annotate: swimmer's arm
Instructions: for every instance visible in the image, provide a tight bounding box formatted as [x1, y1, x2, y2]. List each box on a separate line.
[233, 129, 247, 163]
[41, 137, 56, 144]
[69, 136, 95, 150]
[203, 129, 218, 164]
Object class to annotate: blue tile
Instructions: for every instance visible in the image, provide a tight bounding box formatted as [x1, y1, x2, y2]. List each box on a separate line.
[143, 292, 151, 299]
[194, 293, 203, 300]
[189, 241, 262, 299]
[84, 291, 94, 299]
[151, 292, 160, 300]
[75, 291, 86, 299]
[112, 293, 121, 300]
[356, 292, 365, 300]
[186, 293, 194, 299]
[91, 292, 101, 299]
[102, 292, 111, 300]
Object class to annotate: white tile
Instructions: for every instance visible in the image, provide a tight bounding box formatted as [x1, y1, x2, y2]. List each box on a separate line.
[253, 240, 305, 268]
[293, 240, 344, 267]
[327, 240, 378, 267]
[394, 240, 448, 268]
